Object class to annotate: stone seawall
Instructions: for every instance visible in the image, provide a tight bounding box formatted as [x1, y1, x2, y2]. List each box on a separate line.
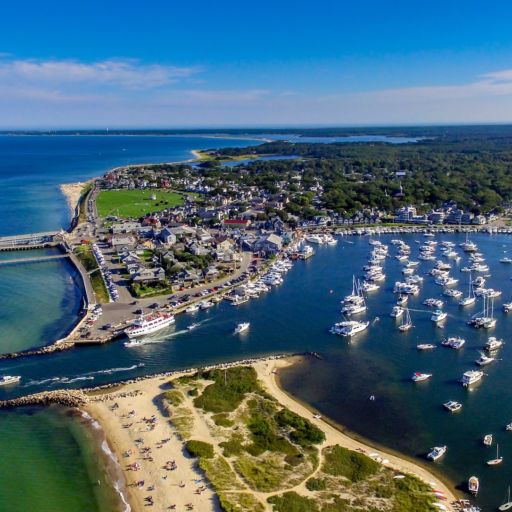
[0, 389, 89, 409]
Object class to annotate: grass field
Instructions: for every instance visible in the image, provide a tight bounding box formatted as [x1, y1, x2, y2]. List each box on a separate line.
[96, 189, 184, 218]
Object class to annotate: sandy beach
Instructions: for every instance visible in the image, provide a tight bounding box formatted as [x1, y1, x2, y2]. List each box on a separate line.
[84, 358, 459, 512]
[60, 181, 89, 216]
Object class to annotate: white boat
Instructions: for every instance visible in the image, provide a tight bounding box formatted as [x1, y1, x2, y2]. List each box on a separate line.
[485, 337, 504, 351]
[398, 308, 413, 332]
[187, 323, 199, 331]
[503, 302, 512, 313]
[431, 310, 447, 323]
[461, 370, 484, 386]
[468, 476, 479, 495]
[459, 273, 476, 306]
[125, 312, 175, 339]
[500, 257, 512, 264]
[185, 304, 199, 313]
[417, 343, 436, 351]
[390, 306, 404, 318]
[396, 294, 408, 306]
[443, 288, 463, 298]
[441, 337, 465, 349]
[0, 375, 21, 386]
[305, 234, 324, 244]
[231, 296, 249, 306]
[199, 300, 214, 309]
[483, 434, 493, 446]
[234, 322, 250, 334]
[330, 320, 369, 337]
[475, 352, 495, 366]
[427, 446, 447, 461]
[443, 400, 462, 412]
[124, 339, 143, 347]
[499, 486, 512, 511]
[361, 281, 379, 292]
[412, 372, 432, 382]
[487, 444, 503, 465]
[423, 298, 444, 308]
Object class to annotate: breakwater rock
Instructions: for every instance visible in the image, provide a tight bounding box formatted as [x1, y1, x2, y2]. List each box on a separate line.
[0, 389, 89, 409]
[0, 341, 75, 361]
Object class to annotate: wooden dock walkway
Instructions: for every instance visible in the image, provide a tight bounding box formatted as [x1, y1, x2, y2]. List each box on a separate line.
[0, 254, 70, 265]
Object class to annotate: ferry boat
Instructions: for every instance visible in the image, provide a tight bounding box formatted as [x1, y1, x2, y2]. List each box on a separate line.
[417, 343, 436, 351]
[485, 337, 504, 351]
[468, 476, 479, 495]
[431, 310, 447, 323]
[427, 445, 447, 461]
[483, 434, 493, 446]
[0, 375, 21, 386]
[443, 400, 462, 413]
[125, 312, 175, 339]
[185, 304, 199, 313]
[412, 372, 432, 382]
[487, 444, 503, 465]
[330, 320, 369, 337]
[461, 370, 484, 387]
[234, 322, 250, 334]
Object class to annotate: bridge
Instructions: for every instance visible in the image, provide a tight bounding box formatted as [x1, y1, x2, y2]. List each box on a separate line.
[0, 253, 70, 266]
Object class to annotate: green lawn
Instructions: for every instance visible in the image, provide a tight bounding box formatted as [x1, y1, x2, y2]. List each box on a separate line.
[96, 189, 184, 218]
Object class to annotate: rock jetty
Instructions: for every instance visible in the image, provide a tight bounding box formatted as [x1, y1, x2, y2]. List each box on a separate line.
[0, 389, 89, 409]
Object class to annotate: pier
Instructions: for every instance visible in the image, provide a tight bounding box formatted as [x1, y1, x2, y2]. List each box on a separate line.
[0, 230, 62, 251]
[0, 253, 69, 266]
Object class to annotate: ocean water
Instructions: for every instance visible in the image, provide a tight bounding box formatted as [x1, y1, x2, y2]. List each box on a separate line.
[0, 232, 511, 509]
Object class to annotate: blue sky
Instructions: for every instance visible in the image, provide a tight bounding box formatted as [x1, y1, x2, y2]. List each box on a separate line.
[1, 0, 512, 127]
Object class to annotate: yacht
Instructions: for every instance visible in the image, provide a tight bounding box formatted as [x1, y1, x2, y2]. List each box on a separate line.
[390, 305, 404, 318]
[360, 281, 379, 292]
[125, 312, 175, 339]
[231, 295, 249, 306]
[475, 352, 495, 366]
[185, 304, 199, 313]
[298, 244, 314, 259]
[483, 434, 493, 446]
[0, 375, 21, 386]
[443, 289, 463, 298]
[487, 444, 503, 465]
[461, 235, 478, 253]
[234, 322, 250, 334]
[412, 372, 432, 382]
[431, 310, 447, 323]
[441, 337, 465, 349]
[330, 320, 369, 337]
[305, 234, 324, 244]
[485, 337, 504, 351]
[461, 370, 484, 386]
[424, 298, 444, 308]
[468, 476, 480, 496]
[417, 343, 436, 351]
[503, 302, 512, 313]
[443, 401, 462, 413]
[427, 446, 447, 461]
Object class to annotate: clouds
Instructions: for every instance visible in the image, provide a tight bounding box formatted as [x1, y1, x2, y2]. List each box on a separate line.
[1, 55, 512, 127]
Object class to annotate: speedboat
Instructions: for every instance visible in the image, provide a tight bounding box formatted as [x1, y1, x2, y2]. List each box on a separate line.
[461, 370, 484, 386]
[468, 476, 479, 495]
[441, 337, 465, 349]
[443, 401, 462, 413]
[475, 352, 495, 366]
[412, 372, 432, 382]
[427, 445, 447, 461]
[234, 322, 250, 334]
[187, 323, 199, 331]
[417, 343, 436, 351]
[483, 434, 493, 446]
[431, 310, 447, 323]
[0, 375, 21, 386]
[124, 339, 143, 347]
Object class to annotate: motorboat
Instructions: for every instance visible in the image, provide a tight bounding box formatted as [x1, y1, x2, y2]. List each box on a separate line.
[431, 310, 447, 323]
[417, 344, 436, 351]
[185, 304, 199, 313]
[187, 323, 199, 331]
[483, 434, 493, 446]
[199, 300, 214, 309]
[427, 446, 447, 461]
[468, 476, 479, 495]
[423, 298, 444, 308]
[0, 375, 21, 386]
[487, 444, 503, 465]
[475, 352, 495, 366]
[412, 372, 432, 382]
[485, 337, 504, 351]
[443, 401, 462, 413]
[500, 257, 512, 264]
[461, 370, 484, 386]
[503, 302, 512, 313]
[441, 337, 465, 349]
[234, 322, 250, 334]
[330, 320, 369, 337]
[390, 305, 404, 318]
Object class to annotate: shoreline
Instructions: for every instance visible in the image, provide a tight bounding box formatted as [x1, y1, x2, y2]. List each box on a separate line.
[77, 356, 459, 512]
[60, 181, 89, 217]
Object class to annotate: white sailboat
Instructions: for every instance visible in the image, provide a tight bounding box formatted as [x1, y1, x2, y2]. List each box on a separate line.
[398, 308, 413, 332]
[499, 486, 512, 511]
[459, 272, 476, 306]
[487, 443, 503, 465]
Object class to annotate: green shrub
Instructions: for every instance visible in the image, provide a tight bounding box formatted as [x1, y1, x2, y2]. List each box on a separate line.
[188, 388, 198, 397]
[267, 492, 319, 512]
[220, 435, 244, 457]
[322, 445, 379, 482]
[213, 413, 234, 427]
[305, 477, 327, 491]
[186, 440, 214, 459]
[274, 409, 325, 447]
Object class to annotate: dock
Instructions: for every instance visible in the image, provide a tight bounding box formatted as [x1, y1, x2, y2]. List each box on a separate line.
[0, 254, 70, 266]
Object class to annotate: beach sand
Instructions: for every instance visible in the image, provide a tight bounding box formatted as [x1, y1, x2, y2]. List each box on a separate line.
[85, 359, 458, 512]
[60, 182, 89, 216]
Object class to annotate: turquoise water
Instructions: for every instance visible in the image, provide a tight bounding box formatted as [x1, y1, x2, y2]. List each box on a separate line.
[0, 232, 510, 509]
[0, 407, 124, 512]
